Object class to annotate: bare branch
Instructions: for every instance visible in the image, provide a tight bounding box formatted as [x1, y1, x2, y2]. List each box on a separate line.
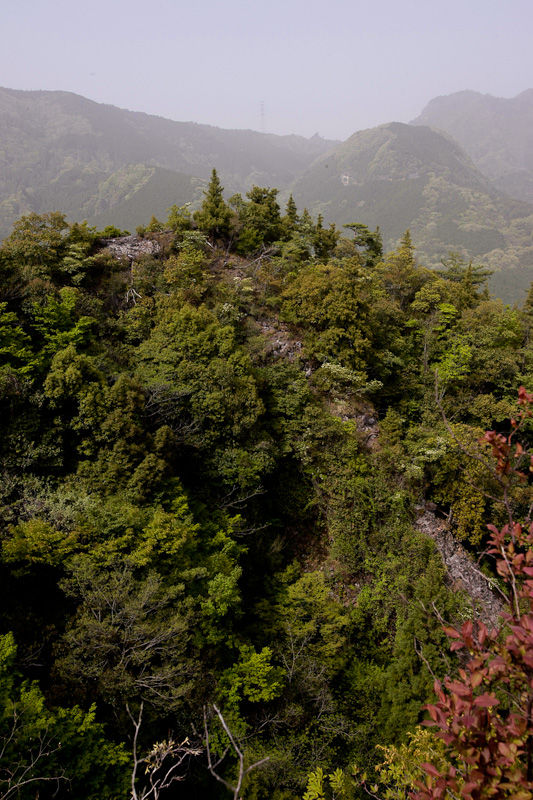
[0, 707, 67, 800]
[204, 704, 269, 799]
[217, 484, 266, 511]
[128, 703, 202, 800]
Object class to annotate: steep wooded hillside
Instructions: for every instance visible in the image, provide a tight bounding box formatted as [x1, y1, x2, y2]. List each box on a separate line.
[411, 89, 533, 204]
[288, 121, 533, 301]
[0, 195, 530, 798]
[2, 87, 533, 303]
[0, 87, 336, 238]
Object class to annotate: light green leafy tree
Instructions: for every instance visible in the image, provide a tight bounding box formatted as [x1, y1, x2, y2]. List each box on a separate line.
[218, 645, 285, 710]
[303, 767, 350, 800]
[136, 303, 265, 487]
[282, 260, 372, 373]
[0, 632, 129, 800]
[0, 212, 68, 279]
[30, 288, 94, 365]
[166, 202, 193, 234]
[0, 303, 36, 376]
[58, 557, 197, 712]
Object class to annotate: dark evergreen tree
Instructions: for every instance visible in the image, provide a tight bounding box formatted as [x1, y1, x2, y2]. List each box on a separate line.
[438, 250, 492, 287]
[193, 168, 232, 242]
[232, 186, 283, 254]
[343, 222, 383, 267]
[313, 214, 338, 262]
[281, 194, 300, 238]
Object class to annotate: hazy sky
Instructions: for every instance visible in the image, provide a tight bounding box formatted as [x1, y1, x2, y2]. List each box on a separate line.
[1, 0, 531, 140]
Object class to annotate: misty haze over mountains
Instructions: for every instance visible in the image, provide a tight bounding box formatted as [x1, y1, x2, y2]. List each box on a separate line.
[411, 89, 533, 204]
[1, 86, 533, 302]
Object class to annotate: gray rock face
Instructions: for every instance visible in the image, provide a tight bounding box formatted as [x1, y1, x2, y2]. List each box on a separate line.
[102, 235, 161, 262]
[415, 510, 504, 629]
[353, 407, 379, 449]
[256, 319, 303, 362]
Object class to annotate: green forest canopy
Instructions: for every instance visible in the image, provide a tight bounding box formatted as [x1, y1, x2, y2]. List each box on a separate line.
[1, 176, 533, 798]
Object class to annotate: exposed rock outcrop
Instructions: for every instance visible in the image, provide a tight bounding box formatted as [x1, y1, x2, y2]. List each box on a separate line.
[352, 405, 379, 449]
[102, 235, 161, 262]
[415, 509, 504, 628]
[256, 318, 303, 362]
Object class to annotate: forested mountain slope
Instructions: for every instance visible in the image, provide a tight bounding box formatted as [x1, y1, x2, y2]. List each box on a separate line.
[411, 89, 533, 204]
[0, 87, 336, 239]
[3, 87, 533, 303]
[288, 121, 533, 302]
[0, 182, 532, 798]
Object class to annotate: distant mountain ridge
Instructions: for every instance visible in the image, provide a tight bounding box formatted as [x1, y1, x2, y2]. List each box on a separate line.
[411, 89, 533, 204]
[2, 86, 533, 303]
[0, 87, 337, 238]
[289, 121, 531, 261]
[287, 121, 533, 302]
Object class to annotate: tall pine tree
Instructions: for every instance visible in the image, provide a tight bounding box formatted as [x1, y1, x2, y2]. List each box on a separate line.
[194, 168, 232, 242]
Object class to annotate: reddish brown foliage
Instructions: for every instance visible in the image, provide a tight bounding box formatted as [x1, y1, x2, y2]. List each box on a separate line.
[413, 388, 533, 800]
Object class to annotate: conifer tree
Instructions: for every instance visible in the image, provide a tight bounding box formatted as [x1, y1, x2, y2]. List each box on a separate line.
[146, 214, 164, 233]
[313, 214, 338, 262]
[194, 168, 232, 242]
[439, 251, 492, 288]
[343, 222, 383, 267]
[285, 194, 298, 224]
[281, 194, 299, 237]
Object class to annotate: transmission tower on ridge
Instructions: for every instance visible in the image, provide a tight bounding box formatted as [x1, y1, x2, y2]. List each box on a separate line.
[260, 101, 266, 134]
